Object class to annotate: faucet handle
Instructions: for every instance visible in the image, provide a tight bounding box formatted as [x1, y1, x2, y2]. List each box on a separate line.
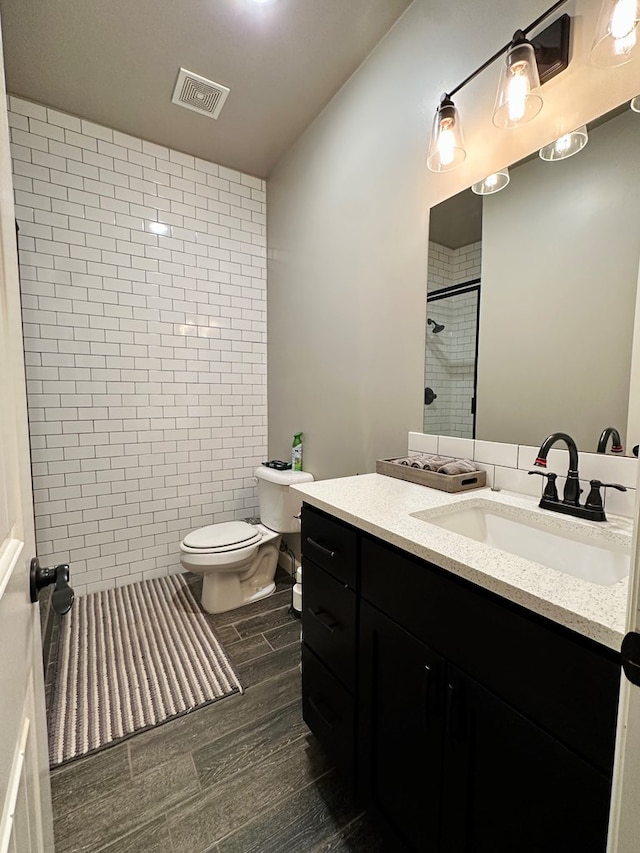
[599, 481, 627, 491]
[528, 470, 559, 501]
[585, 480, 627, 512]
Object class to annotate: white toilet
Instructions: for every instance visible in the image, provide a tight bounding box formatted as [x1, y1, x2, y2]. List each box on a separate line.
[179, 466, 314, 614]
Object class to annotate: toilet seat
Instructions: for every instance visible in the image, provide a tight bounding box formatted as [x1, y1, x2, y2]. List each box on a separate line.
[181, 521, 262, 554]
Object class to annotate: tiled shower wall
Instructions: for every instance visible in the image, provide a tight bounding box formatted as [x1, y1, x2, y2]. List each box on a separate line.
[427, 240, 481, 290]
[424, 290, 478, 437]
[424, 241, 481, 436]
[9, 96, 267, 596]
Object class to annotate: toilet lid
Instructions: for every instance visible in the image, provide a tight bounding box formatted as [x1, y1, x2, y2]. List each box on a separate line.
[182, 521, 262, 551]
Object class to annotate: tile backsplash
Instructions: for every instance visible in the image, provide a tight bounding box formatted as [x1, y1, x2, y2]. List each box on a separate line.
[408, 432, 638, 518]
[10, 96, 267, 595]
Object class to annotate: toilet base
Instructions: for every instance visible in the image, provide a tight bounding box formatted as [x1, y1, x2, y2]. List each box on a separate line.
[201, 574, 276, 614]
[199, 540, 280, 614]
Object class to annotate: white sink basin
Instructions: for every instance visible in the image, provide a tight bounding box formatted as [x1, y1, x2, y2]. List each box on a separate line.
[412, 501, 630, 586]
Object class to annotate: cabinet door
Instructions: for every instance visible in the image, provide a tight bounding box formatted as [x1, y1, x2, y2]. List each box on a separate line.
[441, 664, 612, 853]
[359, 602, 445, 853]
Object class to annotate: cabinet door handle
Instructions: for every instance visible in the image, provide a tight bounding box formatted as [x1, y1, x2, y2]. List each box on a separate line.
[423, 663, 439, 719]
[309, 608, 338, 633]
[445, 682, 465, 743]
[308, 696, 337, 730]
[306, 537, 336, 559]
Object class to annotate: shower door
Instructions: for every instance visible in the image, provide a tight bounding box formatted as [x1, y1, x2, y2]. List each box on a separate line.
[423, 280, 480, 439]
[0, 23, 54, 852]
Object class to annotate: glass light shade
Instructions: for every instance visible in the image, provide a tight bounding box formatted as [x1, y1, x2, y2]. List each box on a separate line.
[631, 95, 640, 112]
[591, 0, 639, 66]
[492, 37, 542, 128]
[427, 97, 466, 173]
[539, 126, 589, 161]
[471, 168, 510, 195]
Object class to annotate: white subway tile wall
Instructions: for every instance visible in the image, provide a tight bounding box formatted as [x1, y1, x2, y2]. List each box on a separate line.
[427, 240, 481, 289]
[10, 97, 267, 596]
[424, 241, 481, 437]
[408, 432, 638, 518]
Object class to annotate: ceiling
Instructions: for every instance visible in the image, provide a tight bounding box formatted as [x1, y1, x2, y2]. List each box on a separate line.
[430, 190, 482, 250]
[0, 0, 412, 178]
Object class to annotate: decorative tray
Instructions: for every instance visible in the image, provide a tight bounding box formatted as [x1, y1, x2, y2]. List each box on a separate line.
[376, 457, 486, 493]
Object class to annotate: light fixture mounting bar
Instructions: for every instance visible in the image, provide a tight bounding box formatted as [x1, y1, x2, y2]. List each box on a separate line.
[531, 14, 571, 84]
[447, 0, 570, 99]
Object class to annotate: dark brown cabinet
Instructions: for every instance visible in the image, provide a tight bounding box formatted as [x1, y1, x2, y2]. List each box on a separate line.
[301, 505, 358, 785]
[360, 602, 611, 853]
[359, 602, 445, 852]
[440, 664, 611, 853]
[301, 504, 621, 853]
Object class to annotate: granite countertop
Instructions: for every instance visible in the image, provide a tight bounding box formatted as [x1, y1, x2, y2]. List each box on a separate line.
[292, 473, 634, 651]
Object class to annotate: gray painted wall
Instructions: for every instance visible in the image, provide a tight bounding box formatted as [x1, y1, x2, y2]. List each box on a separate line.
[267, 0, 640, 480]
[477, 109, 640, 450]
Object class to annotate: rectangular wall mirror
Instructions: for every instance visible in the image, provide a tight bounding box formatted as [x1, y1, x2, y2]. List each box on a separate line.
[424, 102, 640, 456]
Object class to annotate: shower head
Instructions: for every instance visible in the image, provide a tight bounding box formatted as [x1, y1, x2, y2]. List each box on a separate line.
[427, 318, 445, 334]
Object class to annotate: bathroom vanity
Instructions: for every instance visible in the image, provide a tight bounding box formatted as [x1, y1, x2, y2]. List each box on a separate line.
[295, 474, 629, 853]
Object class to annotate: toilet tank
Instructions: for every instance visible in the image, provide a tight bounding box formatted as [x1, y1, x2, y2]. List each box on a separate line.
[255, 467, 314, 533]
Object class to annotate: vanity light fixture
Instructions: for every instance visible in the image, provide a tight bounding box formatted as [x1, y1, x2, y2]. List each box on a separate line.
[492, 32, 542, 128]
[471, 167, 510, 195]
[631, 95, 640, 111]
[539, 125, 589, 160]
[426, 95, 466, 172]
[591, 0, 639, 66]
[426, 1, 571, 173]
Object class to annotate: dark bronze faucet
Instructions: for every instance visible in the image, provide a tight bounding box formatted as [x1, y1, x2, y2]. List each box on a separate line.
[529, 432, 626, 522]
[596, 427, 624, 454]
[534, 432, 581, 505]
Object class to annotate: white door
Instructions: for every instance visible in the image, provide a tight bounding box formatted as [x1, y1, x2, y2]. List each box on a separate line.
[0, 13, 55, 853]
[608, 483, 640, 852]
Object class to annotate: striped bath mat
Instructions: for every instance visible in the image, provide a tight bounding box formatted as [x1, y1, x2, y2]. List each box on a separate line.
[48, 574, 243, 767]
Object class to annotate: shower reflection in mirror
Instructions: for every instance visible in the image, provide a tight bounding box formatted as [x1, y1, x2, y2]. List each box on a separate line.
[424, 278, 481, 440]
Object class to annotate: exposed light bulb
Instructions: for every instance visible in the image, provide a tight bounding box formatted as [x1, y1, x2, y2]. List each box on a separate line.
[427, 96, 466, 172]
[592, 0, 639, 65]
[438, 120, 456, 167]
[507, 68, 529, 123]
[614, 27, 637, 54]
[539, 126, 588, 161]
[471, 168, 510, 195]
[610, 0, 637, 38]
[493, 34, 542, 128]
[555, 133, 572, 154]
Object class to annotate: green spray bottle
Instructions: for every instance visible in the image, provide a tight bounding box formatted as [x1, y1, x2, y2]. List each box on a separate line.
[292, 432, 303, 472]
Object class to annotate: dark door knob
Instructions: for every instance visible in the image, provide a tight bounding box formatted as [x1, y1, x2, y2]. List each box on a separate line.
[424, 387, 438, 406]
[30, 557, 75, 615]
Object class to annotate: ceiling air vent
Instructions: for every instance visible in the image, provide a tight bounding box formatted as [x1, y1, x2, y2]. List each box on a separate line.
[171, 68, 230, 120]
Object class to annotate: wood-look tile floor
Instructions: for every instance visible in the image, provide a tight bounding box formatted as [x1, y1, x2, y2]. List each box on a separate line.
[49, 570, 389, 853]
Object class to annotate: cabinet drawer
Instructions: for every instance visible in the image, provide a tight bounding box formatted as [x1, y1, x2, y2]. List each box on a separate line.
[302, 504, 357, 588]
[303, 559, 356, 690]
[361, 534, 620, 776]
[302, 643, 355, 786]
